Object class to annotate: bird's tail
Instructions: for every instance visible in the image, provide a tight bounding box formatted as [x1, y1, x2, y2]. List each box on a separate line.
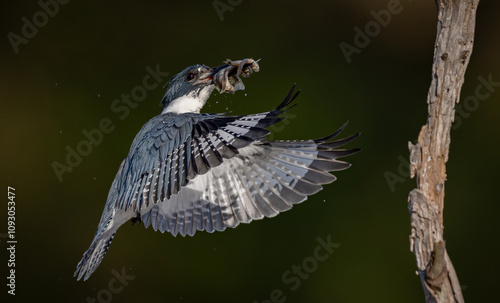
[74, 233, 115, 281]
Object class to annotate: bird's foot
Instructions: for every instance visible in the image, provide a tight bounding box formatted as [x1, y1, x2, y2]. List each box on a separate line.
[131, 213, 141, 225]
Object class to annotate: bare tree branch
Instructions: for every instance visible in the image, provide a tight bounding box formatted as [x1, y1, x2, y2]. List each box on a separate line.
[408, 1, 480, 302]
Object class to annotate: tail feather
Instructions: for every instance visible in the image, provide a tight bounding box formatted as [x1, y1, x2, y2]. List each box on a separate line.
[74, 233, 115, 281]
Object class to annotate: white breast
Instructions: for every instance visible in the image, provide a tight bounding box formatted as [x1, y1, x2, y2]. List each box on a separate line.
[162, 86, 214, 114]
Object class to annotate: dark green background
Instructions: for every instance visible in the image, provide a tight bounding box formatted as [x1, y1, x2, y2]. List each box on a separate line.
[1, 0, 499, 302]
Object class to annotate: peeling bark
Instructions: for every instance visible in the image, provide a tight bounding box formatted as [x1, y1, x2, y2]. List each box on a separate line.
[408, 1, 480, 302]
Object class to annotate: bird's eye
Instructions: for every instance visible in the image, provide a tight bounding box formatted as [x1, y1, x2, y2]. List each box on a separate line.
[186, 72, 196, 81]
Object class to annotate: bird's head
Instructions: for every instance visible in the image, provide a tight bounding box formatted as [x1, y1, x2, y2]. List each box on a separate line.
[160, 59, 259, 114]
[160, 64, 219, 114]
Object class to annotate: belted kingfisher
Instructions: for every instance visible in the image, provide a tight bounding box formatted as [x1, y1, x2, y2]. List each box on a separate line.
[74, 59, 360, 281]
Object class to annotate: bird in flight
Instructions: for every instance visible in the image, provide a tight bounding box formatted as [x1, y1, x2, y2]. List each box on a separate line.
[74, 59, 360, 281]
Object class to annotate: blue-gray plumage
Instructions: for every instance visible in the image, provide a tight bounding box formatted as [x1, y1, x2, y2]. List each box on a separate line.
[74, 59, 360, 281]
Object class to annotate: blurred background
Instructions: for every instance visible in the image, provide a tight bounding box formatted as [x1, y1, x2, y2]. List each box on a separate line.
[1, 0, 499, 302]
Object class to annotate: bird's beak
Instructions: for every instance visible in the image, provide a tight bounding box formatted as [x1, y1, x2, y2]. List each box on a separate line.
[194, 64, 230, 86]
[194, 59, 259, 93]
[194, 67, 222, 86]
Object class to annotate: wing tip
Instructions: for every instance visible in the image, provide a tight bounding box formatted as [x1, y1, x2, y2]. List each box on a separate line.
[276, 84, 301, 112]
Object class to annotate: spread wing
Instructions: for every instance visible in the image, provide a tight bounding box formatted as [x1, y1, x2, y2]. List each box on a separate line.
[111, 86, 300, 213]
[110, 86, 359, 237]
[74, 86, 360, 281]
[140, 130, 359, 237]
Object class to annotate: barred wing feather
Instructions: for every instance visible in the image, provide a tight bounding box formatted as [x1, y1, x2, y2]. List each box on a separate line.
[119, 87, 300, 213]
[140, 127, 360, 237]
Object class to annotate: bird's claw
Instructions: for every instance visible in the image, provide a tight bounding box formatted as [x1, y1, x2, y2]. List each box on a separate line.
[213, 58, 260, 94]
